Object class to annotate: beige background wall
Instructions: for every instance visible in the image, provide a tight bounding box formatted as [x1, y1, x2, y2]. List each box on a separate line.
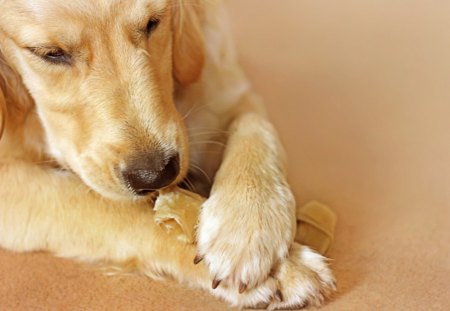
[228, 0, 450, 210]
[0, 1, 449, 310]
[226, 0, 450, 309]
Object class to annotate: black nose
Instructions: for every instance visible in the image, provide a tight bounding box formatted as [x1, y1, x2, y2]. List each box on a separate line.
[122, 152, 180, 195]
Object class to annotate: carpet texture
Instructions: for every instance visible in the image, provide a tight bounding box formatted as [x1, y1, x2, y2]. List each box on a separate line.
[1, 0, 449, 310]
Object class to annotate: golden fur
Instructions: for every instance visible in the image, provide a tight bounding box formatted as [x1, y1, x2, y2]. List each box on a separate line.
[0, 0, 335, 308]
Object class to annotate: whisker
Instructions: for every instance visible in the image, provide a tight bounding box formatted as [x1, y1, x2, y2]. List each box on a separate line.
[189, 127, 218, 130]
[188, 127, 230, 134]
[181, 102, 198, 120]
[188, 131, 229, 138]
[181, 176, 196, 193]
[189, 150, 225, 155]
[189, 163, 212, 184]
[169, 0, 215, 10]
[181, 102, 217, 120]
[189, 141, 226, 148]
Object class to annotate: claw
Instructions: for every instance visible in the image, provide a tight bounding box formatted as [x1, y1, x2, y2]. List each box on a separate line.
[193, 255, 203, 265]
[239, 282, 248, 294]
[275, 289, 283, 302]
[212, 279, 221, 289]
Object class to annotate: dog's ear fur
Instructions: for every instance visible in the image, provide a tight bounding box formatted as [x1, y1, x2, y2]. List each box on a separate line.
[0, 50, 33, 139]
[0, 86, 6, 139]
[172, 0, 205, 87]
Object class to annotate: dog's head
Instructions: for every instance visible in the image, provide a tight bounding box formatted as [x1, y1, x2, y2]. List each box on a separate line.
[0, 0, 205, 199]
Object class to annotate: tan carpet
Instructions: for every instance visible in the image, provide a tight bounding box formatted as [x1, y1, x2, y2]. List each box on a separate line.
[1, 0, 449, 310]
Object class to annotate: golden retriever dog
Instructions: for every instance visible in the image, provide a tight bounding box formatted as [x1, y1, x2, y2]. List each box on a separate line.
[0, 0, 335, 308]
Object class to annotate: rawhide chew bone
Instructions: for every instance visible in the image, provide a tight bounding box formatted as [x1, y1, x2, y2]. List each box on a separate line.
[153, 187, 205, 244]
[296, 201, 337, 255]
[154, 188, 336, 255]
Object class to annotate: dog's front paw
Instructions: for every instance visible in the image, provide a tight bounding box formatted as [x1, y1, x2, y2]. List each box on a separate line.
[195, 183, 296, 291]
[210, 243, 336, 309]
[267, 243, 336, 309]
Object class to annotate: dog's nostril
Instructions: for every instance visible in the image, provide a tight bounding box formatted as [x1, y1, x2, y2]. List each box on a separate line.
[122, 153, 180, 195]
[161, 153, 180, 185]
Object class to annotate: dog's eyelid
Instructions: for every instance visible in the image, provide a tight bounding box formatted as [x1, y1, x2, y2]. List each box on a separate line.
[145, 17, 161, 36]
[142, 8, 166, 35]
[146, 17, 159, 34]
[26, 46, 72, 66]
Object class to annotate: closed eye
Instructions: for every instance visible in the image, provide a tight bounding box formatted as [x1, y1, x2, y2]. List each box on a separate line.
[146, 18, 160, 36]
[27, 46, 71, 65]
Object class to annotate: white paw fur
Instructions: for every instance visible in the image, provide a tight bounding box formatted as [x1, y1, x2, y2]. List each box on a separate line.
[211, 243, 336, 309]
[196, 182, 296, 289]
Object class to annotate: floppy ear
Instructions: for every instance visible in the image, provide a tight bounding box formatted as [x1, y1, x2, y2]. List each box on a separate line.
[172, 0, 205, 87]
[0, 54, 10, 139]
[0, 49, 33, 139]
[0, 82, 5, 139]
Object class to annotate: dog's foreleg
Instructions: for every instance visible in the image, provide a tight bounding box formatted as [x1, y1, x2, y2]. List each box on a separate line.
[195, 92, 297, 289]
[0, 159, 206, 281]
